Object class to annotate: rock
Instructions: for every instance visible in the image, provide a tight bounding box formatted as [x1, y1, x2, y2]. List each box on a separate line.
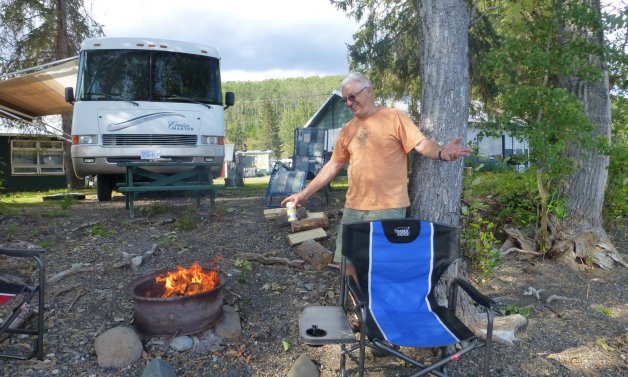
[169, 336, 193, 352]
[214, 305, 242, 339]
[141, 358, 176, 377]
[287, 353, 319, 377]
[94, 326, 143, 368]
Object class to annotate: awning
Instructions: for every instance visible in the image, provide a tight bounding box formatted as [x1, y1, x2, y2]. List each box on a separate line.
[0, 58, 78, 121]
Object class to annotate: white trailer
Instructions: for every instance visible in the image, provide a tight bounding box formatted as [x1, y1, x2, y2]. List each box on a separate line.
[65, 37, 234, 201]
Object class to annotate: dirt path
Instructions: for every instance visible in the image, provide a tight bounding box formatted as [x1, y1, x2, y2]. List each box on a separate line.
[0, 191, 626, 376]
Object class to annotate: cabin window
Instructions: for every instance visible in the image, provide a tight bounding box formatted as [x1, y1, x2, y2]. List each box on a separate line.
[10, 139, 64, 175]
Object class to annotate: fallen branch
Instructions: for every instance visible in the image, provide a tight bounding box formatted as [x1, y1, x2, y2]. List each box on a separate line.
[237, 252, 305, 269]
[47, 264, 102, 285]
[545, 294, 584, 305]
[67, 288, 87, 311]
[503, 227, 537, 253]
[500, 247, 543, 257]
[111, 244, 159, 271]
[50, 283, 83, 298]
[523, 286, 545, 300]
[71, 221, 101, 232]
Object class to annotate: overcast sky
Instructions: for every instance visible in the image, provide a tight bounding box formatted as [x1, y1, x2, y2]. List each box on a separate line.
[89, 0, 360, 82]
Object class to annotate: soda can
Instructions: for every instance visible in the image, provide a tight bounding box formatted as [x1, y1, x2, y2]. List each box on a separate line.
[286, 201, 298, 222]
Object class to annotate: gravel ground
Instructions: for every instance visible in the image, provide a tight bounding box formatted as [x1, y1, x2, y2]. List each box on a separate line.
[0, 186, 626, 377]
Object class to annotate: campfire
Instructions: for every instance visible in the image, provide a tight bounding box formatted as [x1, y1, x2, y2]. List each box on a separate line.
[126, 259, 227, 336]
[154, 261, 220, 298]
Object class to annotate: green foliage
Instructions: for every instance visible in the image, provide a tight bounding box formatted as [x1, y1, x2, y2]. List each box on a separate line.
[259, 100, 282, 158]
[216, 177, 269, 198]
[5, 223, 17, 236]
[591, 304, 615, 317]
[154, 231, 189, 253]
[464, 170, 538, 227]
[223, 76, 340, 156]
[0, 0, 104, 73]
[88, 224, 115, 237]
[498, 303, 532, 318]
[46, 209, 67, 218]
[476, 0, 612, 249]
[175, 208, 199, 231]
[604, 96, 628, 229]
[233, 258, 253, 272]
[603, 3, 628, 94]
[38, 239, 52, 249]
[462, 173, 502, 276]
[233, 258, 253, 284]
[59, 194, 76, 210]
[139, 203, 171, 218]
[461, 212, 501, 277]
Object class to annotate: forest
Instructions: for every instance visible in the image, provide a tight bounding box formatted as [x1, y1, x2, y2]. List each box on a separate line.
[223, 75, 342, 158]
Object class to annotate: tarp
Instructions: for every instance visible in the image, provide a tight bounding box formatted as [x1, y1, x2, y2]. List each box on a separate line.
[0, 58, 78, 121]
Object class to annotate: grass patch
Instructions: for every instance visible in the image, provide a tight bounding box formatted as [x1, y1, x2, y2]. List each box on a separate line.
[140, 203, 172, 217]
[175, 208, 199, 231]
[591, 304, 616, 317]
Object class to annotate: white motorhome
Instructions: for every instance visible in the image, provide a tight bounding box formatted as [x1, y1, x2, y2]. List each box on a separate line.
[65, 37, 234, 201]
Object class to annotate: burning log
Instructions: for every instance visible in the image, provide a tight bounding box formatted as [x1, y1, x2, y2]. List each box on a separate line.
[126, 264, 227, 336]
[156, 261, 220, 298]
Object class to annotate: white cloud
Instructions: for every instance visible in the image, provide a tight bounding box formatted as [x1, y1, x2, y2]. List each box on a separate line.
[89, 0, 358, 81]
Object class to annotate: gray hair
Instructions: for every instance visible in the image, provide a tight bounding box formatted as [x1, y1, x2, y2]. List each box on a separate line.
[341, 72, 372, 89]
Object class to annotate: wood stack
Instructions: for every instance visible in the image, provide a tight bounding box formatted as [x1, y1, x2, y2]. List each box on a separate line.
[263, 207, 333, 270]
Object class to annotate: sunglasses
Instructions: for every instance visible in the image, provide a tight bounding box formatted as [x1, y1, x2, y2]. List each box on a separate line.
[341, 86, 369, 104]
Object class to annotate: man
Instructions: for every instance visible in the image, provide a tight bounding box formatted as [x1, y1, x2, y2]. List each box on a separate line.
[281, 72, 471, 263]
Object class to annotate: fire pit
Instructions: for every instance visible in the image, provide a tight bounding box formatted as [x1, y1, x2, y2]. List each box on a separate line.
[126, 262, 227, 336]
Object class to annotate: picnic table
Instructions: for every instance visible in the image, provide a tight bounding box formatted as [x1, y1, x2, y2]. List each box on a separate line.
[117, 161, 216, 218]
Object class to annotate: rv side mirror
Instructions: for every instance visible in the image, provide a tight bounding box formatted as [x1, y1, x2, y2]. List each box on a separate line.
[65, 87, 75, 103]
[224, 91, 235, 109]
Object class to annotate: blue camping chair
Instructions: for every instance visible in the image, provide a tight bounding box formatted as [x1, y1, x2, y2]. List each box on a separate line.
[0, 246, 46, 360]
[265, 127, 328, 207]
[299, 219, 496, 376]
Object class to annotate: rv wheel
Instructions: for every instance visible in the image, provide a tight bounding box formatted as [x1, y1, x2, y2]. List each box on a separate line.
[95, 174, 113, 202]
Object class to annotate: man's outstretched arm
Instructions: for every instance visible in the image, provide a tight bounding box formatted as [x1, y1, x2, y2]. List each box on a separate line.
[281, 160, 345, 207]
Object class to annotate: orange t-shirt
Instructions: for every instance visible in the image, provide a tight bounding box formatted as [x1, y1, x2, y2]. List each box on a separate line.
[330, 108, 425, 210]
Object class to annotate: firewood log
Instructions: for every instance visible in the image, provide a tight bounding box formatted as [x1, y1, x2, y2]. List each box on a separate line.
[295, 240, 333, 270]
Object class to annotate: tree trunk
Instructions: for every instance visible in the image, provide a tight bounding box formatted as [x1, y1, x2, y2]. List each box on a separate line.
[410, 0, 469, 225]
[61, 112, 81, 189]
[555, 0, 624, 269]
[54, 0, 81, 189]
[411, 0, 473, 321]
[412, 0, 527, 344]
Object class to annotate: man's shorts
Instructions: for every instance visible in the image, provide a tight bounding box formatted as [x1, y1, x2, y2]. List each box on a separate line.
[333, 207, 407, 263]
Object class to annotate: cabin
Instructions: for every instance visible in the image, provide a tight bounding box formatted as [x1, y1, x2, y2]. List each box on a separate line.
[235, 150, 273, 177]
[0, 124, 67, 192]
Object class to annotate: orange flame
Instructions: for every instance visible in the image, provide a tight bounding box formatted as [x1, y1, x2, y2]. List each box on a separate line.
[155, 261, 220, 298]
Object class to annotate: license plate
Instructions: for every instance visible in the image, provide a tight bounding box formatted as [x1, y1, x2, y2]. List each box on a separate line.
[140, 150, 161, 160]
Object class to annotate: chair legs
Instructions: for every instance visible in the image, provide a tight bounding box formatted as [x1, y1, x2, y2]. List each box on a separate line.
[0, 249, 45, 360]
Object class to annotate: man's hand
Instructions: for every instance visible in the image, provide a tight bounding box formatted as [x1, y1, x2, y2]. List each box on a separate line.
[440, 136, 472, 161]
[281, 193, 305, 208]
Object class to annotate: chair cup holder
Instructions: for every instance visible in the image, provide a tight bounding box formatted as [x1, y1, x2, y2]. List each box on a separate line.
[305, 325, 326, 347]
[306, 325, 327, 337]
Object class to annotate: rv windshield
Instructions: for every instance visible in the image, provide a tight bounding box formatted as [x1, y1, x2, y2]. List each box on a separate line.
[77, 49, 222, 104]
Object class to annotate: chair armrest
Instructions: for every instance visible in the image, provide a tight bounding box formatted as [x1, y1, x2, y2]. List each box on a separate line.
[453, 278, 497, 310]
[0, 247, 47, 258]
[346, 276, 368, 306]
